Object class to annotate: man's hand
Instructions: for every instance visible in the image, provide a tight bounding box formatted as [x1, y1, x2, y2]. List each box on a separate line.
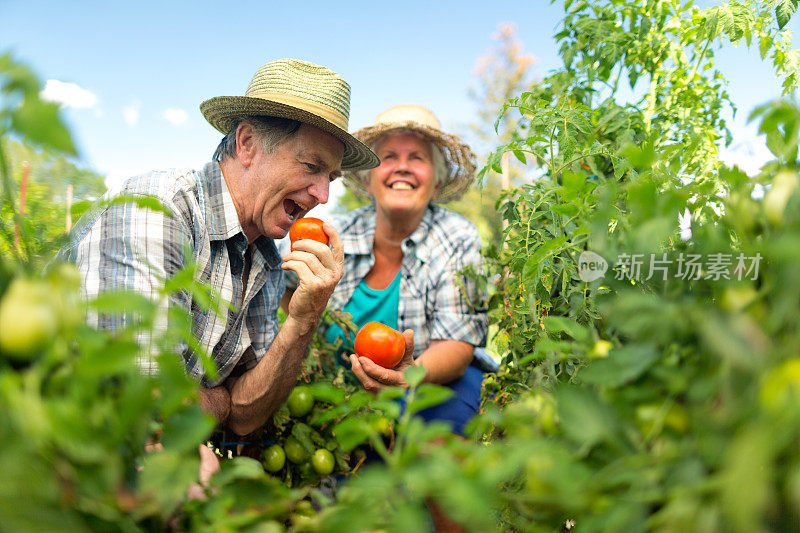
[349, 329, 416, 394]
[186, 444, 221, 501]
[281, 223, 343, 332]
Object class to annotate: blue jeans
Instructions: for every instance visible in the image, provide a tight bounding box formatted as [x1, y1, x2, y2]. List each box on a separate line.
[411, 364, 485, 436]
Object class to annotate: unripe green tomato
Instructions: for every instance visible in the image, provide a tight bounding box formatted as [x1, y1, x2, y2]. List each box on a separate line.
[263, 444, 286, 473]
[721, 286, 758, 312]
[525, 455, 555, 495]
[294, 499, 315, 517]
[764, 170, 799, 225]
[289, 513, 314, 531]
[311, 449, 335, 476]
[287, 387, 314, 417]
[248, 520, 285, 533]
[0, 279, 58, 360]
[284, 437, 309, 464]
[372, 416, 393, 437]
[588, 340, 612, 359]
[48, 263, 82, 291]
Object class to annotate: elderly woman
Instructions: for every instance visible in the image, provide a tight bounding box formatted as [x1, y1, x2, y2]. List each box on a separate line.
[287, 104, 493, 435]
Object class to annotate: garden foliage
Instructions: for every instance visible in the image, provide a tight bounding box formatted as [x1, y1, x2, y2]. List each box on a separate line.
[2, 1, 800, 531]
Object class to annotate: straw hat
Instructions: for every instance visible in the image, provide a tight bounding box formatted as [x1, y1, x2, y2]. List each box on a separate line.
[200, 59, 379, 171]
[345, 104, 477, 203]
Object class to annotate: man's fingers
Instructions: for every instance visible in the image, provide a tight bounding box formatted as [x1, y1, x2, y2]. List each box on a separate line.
[324, 223, 345, 273]
[290, 237, 339, 273]
[282, 249, 326, 276]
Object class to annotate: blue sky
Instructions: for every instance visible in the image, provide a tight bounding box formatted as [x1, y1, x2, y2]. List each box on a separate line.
[2, 0, 797, 213]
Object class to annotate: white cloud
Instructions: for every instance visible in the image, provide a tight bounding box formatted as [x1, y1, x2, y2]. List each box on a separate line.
[123, 102, 141, 126]
[162, 108, 188, 126]
[40, 79, 97, 109]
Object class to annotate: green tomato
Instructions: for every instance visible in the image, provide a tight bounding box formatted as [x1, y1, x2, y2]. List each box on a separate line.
[294, 499, 315, 517]
[311, 448, 335, 476]
[0, 279, 58, 360]
[287, 387, 314, 417]
[262, 444, 286, 473]
[764, 170, 799, 225]
[284, 437, 309, 464]
[246, 520, 285, 533]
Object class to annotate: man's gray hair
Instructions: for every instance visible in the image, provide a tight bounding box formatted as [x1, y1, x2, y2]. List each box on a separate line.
[352, 128, 449, 192]
[213, 116, 302, 162]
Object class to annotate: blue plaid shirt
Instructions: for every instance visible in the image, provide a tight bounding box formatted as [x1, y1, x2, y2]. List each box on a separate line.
[288, 203, 488, 357]
[60, 162, 284, 386]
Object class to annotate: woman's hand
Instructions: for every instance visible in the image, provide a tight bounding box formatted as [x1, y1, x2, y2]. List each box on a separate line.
[349, 329, 416, 393]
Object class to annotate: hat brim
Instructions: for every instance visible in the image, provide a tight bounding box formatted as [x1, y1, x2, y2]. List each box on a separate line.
[200, 96, 380, 171]
[344, 121, 477, 203]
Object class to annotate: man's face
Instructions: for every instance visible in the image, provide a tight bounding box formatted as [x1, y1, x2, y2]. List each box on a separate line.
[241, 123, 344, 240]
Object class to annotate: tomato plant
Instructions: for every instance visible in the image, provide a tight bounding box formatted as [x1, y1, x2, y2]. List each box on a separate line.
[289, 217, 329, 246]
[354, 321, 405, 369]
[4, 2, 800, 531]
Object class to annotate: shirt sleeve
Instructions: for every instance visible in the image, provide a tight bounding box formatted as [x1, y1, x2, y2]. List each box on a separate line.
[429, 229, 488, 347]
[70, 196, 193, 375]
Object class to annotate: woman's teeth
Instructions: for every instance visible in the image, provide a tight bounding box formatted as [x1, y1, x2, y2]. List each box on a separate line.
[391, 182, 413, 190]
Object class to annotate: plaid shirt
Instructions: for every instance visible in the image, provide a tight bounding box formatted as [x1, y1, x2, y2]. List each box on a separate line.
[288, 203, 487, 356]
[60, 162, 284, 386]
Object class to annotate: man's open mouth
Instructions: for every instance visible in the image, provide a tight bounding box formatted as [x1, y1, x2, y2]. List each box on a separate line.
[284, 199, 309, 221]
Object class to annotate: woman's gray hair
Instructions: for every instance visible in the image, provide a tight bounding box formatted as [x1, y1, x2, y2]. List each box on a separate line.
[213, 116, 302, 162]
[352, 128, 450, 192]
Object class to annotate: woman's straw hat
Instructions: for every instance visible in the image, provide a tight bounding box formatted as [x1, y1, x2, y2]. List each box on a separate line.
[200, 59, 379, 171]
[345, 104, 477, 202]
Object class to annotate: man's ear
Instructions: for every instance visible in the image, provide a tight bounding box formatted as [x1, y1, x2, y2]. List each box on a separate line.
[236, 122, 258, 167]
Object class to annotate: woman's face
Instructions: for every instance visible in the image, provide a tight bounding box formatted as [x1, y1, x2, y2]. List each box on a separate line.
[367, 131, 440, 217]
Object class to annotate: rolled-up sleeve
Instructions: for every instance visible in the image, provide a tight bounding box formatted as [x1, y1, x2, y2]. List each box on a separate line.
[429, 231, 488, 347]
[68, 196, 193, 374]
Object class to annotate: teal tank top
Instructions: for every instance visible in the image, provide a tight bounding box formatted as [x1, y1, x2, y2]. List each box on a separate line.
[325, 270, 402, 356]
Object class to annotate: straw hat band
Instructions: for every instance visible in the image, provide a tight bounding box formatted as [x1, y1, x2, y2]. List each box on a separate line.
[244, 91, 349, 131]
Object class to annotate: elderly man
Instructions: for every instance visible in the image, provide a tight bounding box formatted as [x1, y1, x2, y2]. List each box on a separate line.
[61, 59, 378, 437]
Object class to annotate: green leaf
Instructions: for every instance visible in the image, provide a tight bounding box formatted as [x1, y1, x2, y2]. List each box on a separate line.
[137, 450, 199, 515]
[556, 385, 615, 449]
[405, 384, 454, 415]
[775, 0, 798, 29]
[579, 343, 659, 387]
[107, 194, 173, 216]
[160, 407, 215, 452]
[212, 457, 268, 486]
[333, 417, 371, 451]
[309, 382, 346, 404]
[404, 365, 427, 388]
[542, 315, 590, 342]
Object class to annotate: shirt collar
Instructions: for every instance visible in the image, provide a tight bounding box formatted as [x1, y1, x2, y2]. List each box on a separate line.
[342, 203, 437, 261]
[202, 161, 245, 242]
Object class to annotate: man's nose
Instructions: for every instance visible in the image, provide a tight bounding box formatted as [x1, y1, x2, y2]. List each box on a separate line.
[308, 176, 330, 205]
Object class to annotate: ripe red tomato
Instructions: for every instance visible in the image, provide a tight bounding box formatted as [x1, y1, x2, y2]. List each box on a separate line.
[289, 217, 329, 246]
[354, 322, 405, 369]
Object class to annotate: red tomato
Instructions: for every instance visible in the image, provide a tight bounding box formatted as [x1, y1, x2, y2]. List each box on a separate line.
[289, 217, 329, 246]
[354, 322, 405, 369]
